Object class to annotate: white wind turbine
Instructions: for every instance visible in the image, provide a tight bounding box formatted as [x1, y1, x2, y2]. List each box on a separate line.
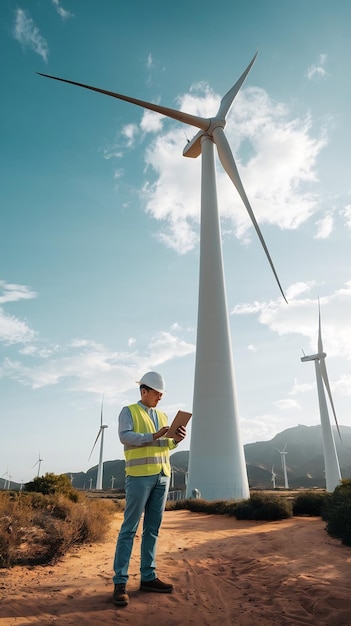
[271, 465, 277, 489]
[276, 444, 289, 489]
[38, 53, 286, 501]
[301, 303, 341, 492]
[32, 453, 43, 478]
[88, 396, 108, 490]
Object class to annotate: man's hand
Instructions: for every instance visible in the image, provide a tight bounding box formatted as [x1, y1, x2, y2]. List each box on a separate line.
[173, 425, 186, 443]
[153, 426, 169, 441]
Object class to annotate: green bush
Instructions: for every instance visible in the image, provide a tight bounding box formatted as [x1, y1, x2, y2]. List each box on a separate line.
[233, 493, 292, 521]
[166, 493, 291, 521]
[323, 480, 351, 546]
[25, 473, 78, 501]
[292, 491, 330, 517]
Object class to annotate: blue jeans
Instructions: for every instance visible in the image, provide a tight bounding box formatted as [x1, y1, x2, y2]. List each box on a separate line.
[113, 472, 170, 584]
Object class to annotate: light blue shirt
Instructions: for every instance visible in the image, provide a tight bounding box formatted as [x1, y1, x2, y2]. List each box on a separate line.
[118, 401, 160, 447]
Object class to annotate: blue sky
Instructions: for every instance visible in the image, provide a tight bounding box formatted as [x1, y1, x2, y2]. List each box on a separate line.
[2, 0, 351, 485]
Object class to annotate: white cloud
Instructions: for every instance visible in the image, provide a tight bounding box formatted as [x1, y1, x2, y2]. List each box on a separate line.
[1, 328, 195, 394]
[333, 373, 351, 397]
[289, 379, 315, 395]
[136, 83, 326, 254]
[273, 398, 301, 411]
[13, 9, 49, 63]
[141, 110, 164, 133]
[0, 281, 37, 345]
[0, 280, 38, 304]
[0, 309, 35, 345]
[306, 54, 328, 80]
[113, 168, 124, 179]
[146, 53, 153, 70]
[314, 212, 333, 239]
[122, 123, 139, 148]
[240, 413, 292, 444]
[232, 281, 351, 359]
[285, 281, 316, 301]
[52, 0, 74, 20]
[342, 205, 351, 229]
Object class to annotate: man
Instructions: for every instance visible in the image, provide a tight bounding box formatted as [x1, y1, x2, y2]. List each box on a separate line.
[113, 371, 187, 607]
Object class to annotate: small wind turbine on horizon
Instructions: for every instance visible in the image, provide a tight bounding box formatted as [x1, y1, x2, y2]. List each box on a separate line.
[32, 453, 43, 478]
[276, 444, 289, 489]
[88, 396, 108, 490]
[271, 465, 277, 489]
[301, 302, 341, 492]
[38, 53, 286, 501]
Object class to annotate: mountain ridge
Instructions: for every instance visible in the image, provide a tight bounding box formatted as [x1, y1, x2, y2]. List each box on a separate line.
[2, 424, 351, 491]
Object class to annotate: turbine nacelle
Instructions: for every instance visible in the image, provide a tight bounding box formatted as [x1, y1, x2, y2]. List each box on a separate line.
[301, 352, 326, 362]
[183, 119, 226, 159]
[301, 301, 341, 443]
[37, 51, 286, 303]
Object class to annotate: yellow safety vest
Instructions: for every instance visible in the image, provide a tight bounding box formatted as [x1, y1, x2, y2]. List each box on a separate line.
[124, 404, 176, 477]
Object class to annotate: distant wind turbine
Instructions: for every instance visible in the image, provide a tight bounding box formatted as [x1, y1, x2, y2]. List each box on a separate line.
[88, 396, 108, 490]
[276, 444, 289, 489]
[32, 453, 43, 478]
[301, 302, 341, 492]
[38, 53, 286, 501]
[271, 465, 277, 489]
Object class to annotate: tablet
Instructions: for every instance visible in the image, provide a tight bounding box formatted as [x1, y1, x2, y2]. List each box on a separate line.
[167, 410, 192, 439]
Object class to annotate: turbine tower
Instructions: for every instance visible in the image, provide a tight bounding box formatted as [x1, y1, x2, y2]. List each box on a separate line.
[88, 396, 108, 490]
[38, 53, 286, 501]
[32, 453, 43, 478]
[276, 444, 289, 489]
[301, 303, 341, 492]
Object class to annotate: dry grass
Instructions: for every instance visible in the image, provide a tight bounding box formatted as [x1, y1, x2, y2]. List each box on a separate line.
[0, 490, 119, 568]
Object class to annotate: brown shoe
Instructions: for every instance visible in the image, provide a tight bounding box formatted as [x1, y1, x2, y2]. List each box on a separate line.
[113, 583, 129, 606]
[140, 577, 173, 593]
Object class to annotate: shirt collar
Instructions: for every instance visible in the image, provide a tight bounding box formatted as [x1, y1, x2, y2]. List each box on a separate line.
[138, 400, 154, 414]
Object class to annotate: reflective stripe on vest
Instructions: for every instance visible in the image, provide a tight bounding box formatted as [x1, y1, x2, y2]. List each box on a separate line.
[124, 403, 171, 477]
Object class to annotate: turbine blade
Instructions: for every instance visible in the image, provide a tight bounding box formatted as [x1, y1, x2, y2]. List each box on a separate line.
[37, 73, 210, 131]
[100, 394, 104, 427]
[88, 428, 102, 461]
[319, 358, 342, 440]
[216, 51, 258, 119]
[317, 299, 324, 355]
[212, 126, 287, 303]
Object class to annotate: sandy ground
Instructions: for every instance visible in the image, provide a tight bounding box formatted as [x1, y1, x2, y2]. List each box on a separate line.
[0, 510, 351, 626]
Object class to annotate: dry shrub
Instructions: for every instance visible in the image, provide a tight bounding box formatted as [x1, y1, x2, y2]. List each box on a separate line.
[0, 491, 115, 568]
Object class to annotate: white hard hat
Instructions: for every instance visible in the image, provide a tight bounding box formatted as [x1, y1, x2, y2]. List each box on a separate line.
[136, 371, 166, 393]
